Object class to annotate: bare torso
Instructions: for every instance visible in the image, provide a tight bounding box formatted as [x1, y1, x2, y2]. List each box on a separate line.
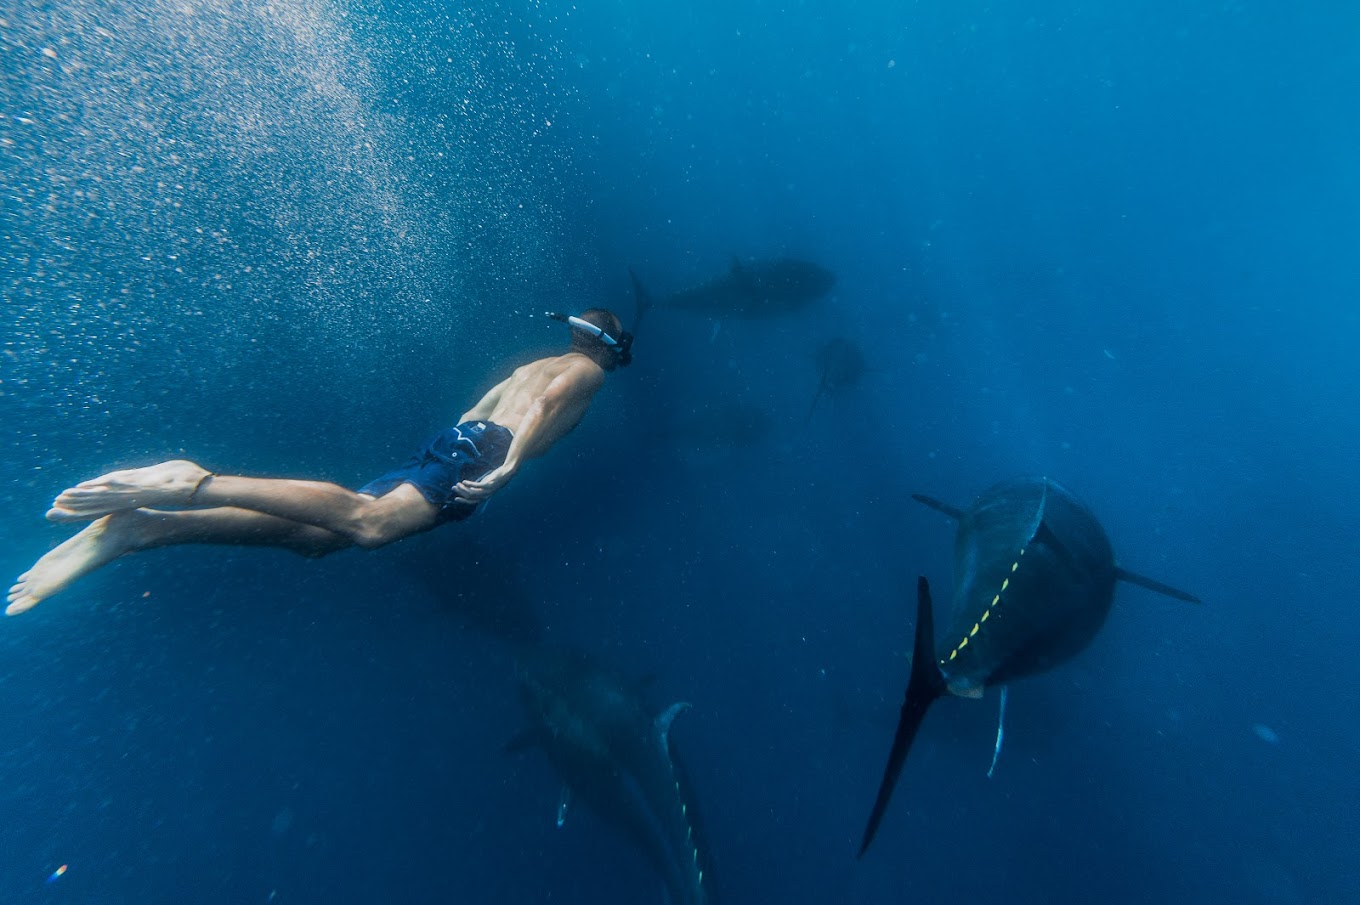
[459, 352, 605, 460]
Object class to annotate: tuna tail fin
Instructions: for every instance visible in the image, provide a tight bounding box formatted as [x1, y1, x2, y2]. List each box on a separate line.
[1114, 566, 1202, 603]
[859, 576, 947, 857]
[911, 493, 965, 521]
[628, 267, 653, 335]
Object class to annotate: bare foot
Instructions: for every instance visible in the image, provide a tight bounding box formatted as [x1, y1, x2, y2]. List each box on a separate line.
[7, 513, 144, 615]
[47, 459, 210, 522]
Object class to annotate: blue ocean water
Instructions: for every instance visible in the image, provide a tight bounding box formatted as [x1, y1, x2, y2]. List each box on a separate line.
[3, 1, 1357, 902]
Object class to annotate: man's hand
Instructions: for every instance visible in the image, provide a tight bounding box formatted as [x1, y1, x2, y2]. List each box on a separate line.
[453, 462, 518, 504]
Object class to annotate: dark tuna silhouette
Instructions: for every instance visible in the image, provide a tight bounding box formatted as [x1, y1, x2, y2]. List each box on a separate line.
[806, 337, 866, 420]
[859, 476, 1200, 856]
[640, 257, 834, 318]
[508, 644, 715, 905]
[404, 545, 715, 902]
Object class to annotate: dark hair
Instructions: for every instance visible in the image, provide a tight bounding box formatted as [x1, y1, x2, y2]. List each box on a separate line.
[570, 308, 625, 370]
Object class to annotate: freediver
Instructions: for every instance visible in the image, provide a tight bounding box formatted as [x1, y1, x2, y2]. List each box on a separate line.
[7, 309, 633, 614]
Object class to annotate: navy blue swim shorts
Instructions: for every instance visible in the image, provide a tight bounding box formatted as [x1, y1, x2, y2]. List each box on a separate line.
[358, 421, 514, 525]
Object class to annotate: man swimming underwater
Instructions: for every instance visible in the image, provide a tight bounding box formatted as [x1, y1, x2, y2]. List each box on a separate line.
[7, 309, 631, 615]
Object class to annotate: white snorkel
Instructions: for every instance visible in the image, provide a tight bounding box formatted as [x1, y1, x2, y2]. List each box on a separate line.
[545, 310, 634, 366]
[547, 311, 623, 348]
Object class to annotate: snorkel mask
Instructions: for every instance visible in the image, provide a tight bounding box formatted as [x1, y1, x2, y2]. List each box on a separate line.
[546, 311, 635, 367]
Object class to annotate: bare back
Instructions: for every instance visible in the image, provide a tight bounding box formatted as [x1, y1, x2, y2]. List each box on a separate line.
[460, 352, 605, 460]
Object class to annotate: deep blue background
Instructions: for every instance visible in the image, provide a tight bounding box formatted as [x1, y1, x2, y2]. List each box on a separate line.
[3, 1, 1357, 902]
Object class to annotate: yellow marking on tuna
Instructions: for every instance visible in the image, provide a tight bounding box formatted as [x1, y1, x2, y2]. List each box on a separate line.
[948, 551, 1026, 660]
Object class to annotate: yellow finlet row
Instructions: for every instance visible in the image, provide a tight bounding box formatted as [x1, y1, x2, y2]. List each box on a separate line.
[941, 547, 1026, 666]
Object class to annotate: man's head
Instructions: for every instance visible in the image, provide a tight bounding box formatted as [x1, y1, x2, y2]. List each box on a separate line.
[567, 308, 629, 371]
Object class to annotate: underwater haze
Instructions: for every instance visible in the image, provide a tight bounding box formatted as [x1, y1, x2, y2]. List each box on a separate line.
[3, 1, 1357, 903]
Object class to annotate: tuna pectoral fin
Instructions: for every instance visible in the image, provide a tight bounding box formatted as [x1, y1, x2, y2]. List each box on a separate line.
[986, 686, 1009, 779]
[911, 494, 965, 521]
[1114, 566, 1202, 603]
[859, 576, 947, 858]
[556, 786, 571, 828]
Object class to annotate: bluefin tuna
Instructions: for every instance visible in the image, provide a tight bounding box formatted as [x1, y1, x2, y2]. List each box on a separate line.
[508, 644, 715, 905]
[859, 476, 1199, 856]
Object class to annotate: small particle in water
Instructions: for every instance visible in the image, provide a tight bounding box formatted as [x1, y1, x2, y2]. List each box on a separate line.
[1252, 723, 1280, 745]
[1103, 348, 1116, 360]
[46, 864, 67, 883]
[42, 47, 58, 59]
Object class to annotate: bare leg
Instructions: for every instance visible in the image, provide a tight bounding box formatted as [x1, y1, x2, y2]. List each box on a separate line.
[49, 460, 213, 521]
[48, 461, 440, 547]
[137, 506, 352, 554]
[190, 476, 438, 545]
[7, 507, 351, 615]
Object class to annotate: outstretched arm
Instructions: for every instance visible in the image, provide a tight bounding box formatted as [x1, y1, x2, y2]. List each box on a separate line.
[453, 362, 603, 503]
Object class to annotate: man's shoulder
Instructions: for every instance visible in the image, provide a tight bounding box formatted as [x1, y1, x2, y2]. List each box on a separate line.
[516, 352, 603, 385]
[545, 351, 603, 376]
[563, 353, 606, 386]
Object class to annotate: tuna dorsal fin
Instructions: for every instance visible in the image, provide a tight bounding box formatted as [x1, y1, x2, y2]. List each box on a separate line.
[860, 576, 947, 858]
[911, 493, 965, 520]
[1114, 566, 1202, 603]
[656, 701, 692, 746]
